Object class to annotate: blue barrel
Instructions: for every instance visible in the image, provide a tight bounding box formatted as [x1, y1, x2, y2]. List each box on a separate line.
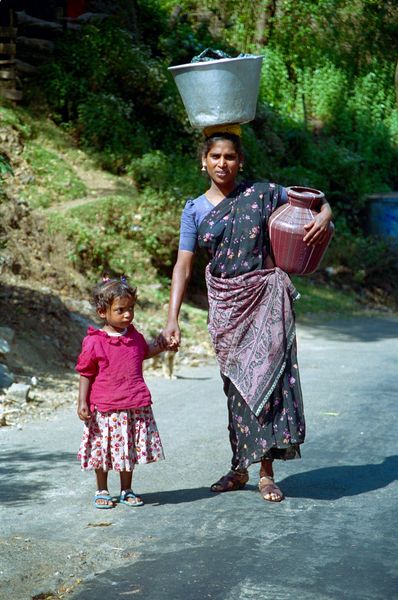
[366, 193, 398, 238]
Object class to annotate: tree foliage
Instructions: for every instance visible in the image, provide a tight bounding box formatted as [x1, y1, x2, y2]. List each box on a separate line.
[36, 0, 398, 297]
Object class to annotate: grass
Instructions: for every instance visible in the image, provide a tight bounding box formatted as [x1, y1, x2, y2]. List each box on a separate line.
[22, 143, 87, 208]
[0, 103, 32, 137]
[1, 101, 87, 208]
[292, 275, 364, 321]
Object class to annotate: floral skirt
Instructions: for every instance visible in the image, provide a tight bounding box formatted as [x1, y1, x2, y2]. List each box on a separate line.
[78, 405, 164, 471]
[224, 340, 305, 471]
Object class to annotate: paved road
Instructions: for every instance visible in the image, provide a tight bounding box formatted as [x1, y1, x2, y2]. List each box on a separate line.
[1, 317, 398, 600]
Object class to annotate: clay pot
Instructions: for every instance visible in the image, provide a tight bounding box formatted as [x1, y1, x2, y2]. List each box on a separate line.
[268, 186, 334, 275]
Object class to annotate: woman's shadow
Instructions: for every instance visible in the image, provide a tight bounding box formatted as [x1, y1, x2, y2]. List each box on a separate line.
[279, 455, 398, 500]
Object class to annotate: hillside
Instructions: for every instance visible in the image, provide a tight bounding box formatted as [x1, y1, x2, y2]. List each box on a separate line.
[0, 104, 213, 425]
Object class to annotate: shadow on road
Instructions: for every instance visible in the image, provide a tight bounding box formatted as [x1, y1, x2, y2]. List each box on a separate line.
[280, 455, 398, 500]
[175, 375, 213, 381]
[300, 316, 398, 342]
[141, 486, 217, 505]
[68, 539, 260, 600]
[0, 449, 76, 504]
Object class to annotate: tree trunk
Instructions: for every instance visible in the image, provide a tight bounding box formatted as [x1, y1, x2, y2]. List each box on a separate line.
[255, 0, 277, 49]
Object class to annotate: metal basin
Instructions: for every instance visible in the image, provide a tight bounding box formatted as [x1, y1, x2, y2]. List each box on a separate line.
[168, 56, 263, 128]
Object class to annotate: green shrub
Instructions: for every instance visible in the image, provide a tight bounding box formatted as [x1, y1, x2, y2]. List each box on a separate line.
[41, 20, 176, 168]
[136, 187, 184, 273]
[76, 93, 151, 169]
[128, 150, 204, 198]
[129, 151, 170, 191]
[327, 215, 398, 297]
[299, 62, 348, 122]
[259, 47, 296, 114]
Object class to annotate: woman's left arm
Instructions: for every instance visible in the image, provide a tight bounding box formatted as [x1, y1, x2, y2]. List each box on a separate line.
[303, 200, 333, 246]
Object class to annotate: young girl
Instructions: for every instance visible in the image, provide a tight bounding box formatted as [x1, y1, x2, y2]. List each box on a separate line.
[76, 277, 169, 509]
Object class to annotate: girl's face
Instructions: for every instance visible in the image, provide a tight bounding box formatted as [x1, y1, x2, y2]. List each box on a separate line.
[99, 295, 135, 332]
[202, 139, 241, 188]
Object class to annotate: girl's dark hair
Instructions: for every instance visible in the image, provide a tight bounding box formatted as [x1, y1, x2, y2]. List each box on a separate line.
[92, 278, 137, 312]
[201, 132, 243, 158]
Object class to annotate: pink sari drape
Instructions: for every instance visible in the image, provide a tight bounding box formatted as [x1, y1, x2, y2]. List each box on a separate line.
[206, 265, 299, 417]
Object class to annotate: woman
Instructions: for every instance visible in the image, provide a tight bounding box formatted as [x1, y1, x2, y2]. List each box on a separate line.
[164, 126, 332, 502]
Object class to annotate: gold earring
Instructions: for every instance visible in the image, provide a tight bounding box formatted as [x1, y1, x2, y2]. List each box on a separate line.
[239, 164, 243, 172]
[201, 165, 206, 172]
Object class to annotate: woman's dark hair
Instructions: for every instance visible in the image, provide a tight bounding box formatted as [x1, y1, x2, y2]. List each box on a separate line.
[201, 132, 243, 158]
[92, 278, 137, 312]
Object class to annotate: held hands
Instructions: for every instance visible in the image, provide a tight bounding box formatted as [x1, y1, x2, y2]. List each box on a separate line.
[149, 332, 179, 357]
[154, 333, 176, 352]
[162, 322, 181, 351]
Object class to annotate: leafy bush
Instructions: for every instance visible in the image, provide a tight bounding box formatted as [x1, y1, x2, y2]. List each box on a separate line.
[259, 47, 296, 113]
[135, 187, 186, 273]
[299, 62, 348, 122]
[76, 92, 151, 169]
[327, 215, 398, 302]
[128, 149, 204, 197]
[35, 3, 398, 306]
[41, 20, 179, 170]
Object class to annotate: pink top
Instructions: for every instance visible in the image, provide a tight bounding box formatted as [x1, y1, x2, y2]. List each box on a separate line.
[76, 325, 151, 412]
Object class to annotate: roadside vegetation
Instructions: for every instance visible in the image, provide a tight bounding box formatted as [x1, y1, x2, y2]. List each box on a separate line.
[2, 0, 398, 325]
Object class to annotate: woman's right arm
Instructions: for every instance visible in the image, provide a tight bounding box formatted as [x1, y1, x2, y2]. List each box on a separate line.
[164, 250, 194, 347]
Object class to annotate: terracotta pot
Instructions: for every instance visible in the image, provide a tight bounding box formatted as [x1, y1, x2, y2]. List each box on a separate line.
[268, 186, 334, 275]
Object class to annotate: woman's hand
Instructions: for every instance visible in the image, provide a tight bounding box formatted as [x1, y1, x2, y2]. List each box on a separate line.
[303, 202, 333, 246]
[163, 321, 181, 350]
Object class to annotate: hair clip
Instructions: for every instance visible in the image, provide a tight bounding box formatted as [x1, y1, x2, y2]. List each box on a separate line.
[120, 275, 127, 283]
[102, 275, 110, 282]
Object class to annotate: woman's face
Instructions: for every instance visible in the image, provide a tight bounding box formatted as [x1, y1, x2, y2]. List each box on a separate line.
[202, 140, 241, 188]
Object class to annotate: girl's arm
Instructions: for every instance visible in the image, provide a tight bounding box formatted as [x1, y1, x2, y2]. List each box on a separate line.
[163, 250, 194, 347]
[77, 375, 92, 421]
[145, 334, 170, 359]
[303, 200, 333, 245]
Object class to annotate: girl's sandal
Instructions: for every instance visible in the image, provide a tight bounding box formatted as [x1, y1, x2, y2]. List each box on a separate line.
[258, 476, 285, 502]
[210, 469, 249, 493]
[119, 489, 144, 507]
[94, 490, 115, 509]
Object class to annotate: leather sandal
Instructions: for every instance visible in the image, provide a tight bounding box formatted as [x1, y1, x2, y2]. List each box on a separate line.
[258, 476, 284, 502]
[210, 469, 249, 493]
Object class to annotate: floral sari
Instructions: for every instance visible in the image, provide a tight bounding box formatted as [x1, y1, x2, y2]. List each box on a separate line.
[198, 181, 305, 468]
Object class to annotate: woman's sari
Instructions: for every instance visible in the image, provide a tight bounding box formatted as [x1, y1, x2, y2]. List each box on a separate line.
[198, 182, 305, 469]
